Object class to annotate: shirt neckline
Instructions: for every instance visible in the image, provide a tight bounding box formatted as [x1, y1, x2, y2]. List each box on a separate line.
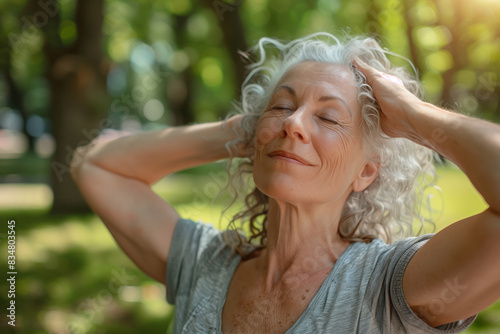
[216, 241, 361, 333]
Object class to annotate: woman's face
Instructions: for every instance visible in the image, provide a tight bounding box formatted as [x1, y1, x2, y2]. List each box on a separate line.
[253, 61, 378, 206]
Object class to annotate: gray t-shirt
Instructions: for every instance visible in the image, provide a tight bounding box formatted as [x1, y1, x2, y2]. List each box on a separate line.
[166, 217, 476, 333]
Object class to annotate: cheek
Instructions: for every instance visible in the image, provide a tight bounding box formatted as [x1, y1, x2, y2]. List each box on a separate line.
[316, 130, 360, 183]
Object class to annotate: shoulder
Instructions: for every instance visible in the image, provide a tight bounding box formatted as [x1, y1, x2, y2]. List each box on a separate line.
[331, 234, 436, 294]
[170, 217, 240, 262]
[344, 233, 435, 268]
[291, 235, 443, 333]
[166, 217, 242, 304]
[382, 233, 435, 264]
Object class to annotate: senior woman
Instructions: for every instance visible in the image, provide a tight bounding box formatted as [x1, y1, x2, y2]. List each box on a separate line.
[71, 33, 500, 333]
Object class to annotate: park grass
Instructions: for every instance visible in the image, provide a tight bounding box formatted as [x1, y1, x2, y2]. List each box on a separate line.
[1, 162, 499, 333]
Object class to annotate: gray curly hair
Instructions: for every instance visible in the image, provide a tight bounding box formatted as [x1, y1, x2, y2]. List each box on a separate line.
[221, 32, 438, 254]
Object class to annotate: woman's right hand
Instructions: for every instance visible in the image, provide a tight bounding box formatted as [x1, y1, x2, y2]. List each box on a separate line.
[224, 114, 252, 158]
[71, 114, 250, 284]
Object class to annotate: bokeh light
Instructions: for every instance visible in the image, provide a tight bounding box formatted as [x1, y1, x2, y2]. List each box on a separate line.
[143, 99, 165, 121]
[59, 19, 77, 45]
[0, 108, 23, 132]
[187, 13, 210, 39]
[26, 115, 45, 138]
[199, 58, 223, 87]
[106, 66, 127, 96]
[152, 41, 173, 65]
[130, 43, 155, 72]
[425, 50, 454, 72]
[415, 26, 451, 51]
[34, 134, 55, 158]
[168, 50, 190, 72]
[165, 0, 192, 16]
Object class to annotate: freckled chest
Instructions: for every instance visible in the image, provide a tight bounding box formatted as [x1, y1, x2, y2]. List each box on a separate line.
[221, 259, 332, 333]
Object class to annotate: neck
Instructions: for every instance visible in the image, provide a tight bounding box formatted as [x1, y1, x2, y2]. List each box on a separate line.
[257, 198, 352, 292]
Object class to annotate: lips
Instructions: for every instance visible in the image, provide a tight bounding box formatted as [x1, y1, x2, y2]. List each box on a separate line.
[268, 150, 313, 166]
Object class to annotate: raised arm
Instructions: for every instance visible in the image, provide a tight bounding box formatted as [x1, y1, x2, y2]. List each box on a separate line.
[70, 115, 243, 282]
[355, 59, 500, 327]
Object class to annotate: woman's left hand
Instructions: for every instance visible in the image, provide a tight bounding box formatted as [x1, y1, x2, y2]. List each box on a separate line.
[354, 58, 500, 329]
[353, 57, 424, 140]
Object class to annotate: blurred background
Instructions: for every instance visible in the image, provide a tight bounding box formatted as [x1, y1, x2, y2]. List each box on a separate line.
[1, 0, 499, 332]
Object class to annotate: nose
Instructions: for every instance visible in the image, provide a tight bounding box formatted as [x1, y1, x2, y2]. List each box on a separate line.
[280, 107, 311, 143]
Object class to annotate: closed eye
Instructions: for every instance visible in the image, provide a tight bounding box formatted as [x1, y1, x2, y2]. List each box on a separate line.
[319, 117, 338, 125]
[272, 106, 294, 111]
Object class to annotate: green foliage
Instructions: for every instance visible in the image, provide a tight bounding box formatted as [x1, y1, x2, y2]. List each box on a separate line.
[4, 0, 499, 127]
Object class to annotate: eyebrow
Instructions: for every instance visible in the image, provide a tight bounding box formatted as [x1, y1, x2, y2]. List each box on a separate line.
[273, 85, 353, 119]
[274, 84, 296, 96]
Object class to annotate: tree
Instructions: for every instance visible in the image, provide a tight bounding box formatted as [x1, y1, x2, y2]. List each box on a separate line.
[203, 0, 248, 89]
[37, 0, 110, 213]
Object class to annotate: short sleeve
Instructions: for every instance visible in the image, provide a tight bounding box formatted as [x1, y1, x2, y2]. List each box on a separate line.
[389, 235, 477, 333]
[165, 217, 220, 305]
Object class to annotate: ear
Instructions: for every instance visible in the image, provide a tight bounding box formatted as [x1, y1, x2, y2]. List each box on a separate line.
[352, 159, 380, 193]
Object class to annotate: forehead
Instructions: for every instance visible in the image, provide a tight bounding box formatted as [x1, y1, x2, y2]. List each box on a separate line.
[277, 61, 358, 99]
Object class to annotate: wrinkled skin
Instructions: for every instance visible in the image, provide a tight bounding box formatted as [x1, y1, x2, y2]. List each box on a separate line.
[221, 62, 380, 333]
[253, 61, 377, 207]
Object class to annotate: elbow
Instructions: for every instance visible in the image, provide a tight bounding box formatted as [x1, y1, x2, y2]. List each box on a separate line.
[70, 159, 86, 184]
[70, 157, 82, 183]
[69, 145, 93, 182]
[70, 163, 83, 183]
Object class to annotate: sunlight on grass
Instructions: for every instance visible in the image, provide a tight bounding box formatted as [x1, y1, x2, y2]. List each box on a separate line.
[17, 219, 117, 268]
[0, 183, 52, 210]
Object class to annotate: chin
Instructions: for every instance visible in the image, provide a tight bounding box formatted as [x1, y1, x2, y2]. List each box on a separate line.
[253, 171, 303, 203]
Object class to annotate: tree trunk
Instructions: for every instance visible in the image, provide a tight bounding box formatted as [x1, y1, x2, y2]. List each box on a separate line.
[203, 0, 248, 99]
[46, 0, 110, 213]
[167, 15, 195, 126]
[402, 0, 422, 78]
[436, 0, 466, 107]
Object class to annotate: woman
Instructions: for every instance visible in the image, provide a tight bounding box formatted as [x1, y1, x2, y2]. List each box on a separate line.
[71, 33, 500, 333]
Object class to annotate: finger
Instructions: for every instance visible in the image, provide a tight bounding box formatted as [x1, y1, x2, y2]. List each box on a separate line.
[354, 57, 404, 87]
[380, 72, 404, 86]
[353, 57, 377, 77]
[353, 57, 380, 88]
